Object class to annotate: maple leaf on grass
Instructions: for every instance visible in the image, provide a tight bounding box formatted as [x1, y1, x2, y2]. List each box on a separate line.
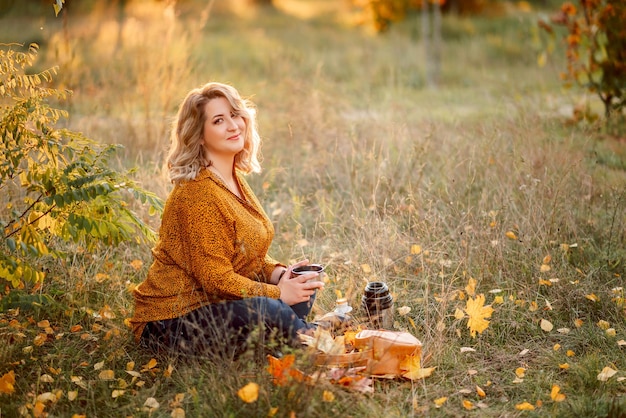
[267, 355, 305, 386]
[399, 354, 436, 380]
[464, 294, 494, 338]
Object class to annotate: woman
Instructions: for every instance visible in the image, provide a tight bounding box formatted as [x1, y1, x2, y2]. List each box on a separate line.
[130, 82, 324, 357]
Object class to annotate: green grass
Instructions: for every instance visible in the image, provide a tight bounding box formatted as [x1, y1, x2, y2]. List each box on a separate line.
[1, 1, 625, 417]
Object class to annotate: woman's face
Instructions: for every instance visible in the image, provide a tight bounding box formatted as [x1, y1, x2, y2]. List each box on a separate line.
[202, 96, 246, 160]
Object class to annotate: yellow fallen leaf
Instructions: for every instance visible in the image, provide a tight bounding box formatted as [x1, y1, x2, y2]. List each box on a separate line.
[465, 277, 477, 297]
[130, 259, 144, 271]
[553, 344, 561, 351]
[551, 385, 566, 402]
[322, 390, 335, 402]
[516, 402, 535, 410]
[540, 319, 553, 332]
[585, 294, 599, 302]
[98, 370, 115, 380]
[34, 333, 47, 346]
[559, 363, 570, 370]
[68, 390, 78, 401]
[493, 295, 504, 304]
[597, 320, 610, 330]
[515, 367, 526, 378]
[462, 399, 474, 410]
[464, 294, 494, 338]
[454, 308, 465, 320]
[0, 370, 16, 394]
[505, 231, 518, 240]
[574, 319, 583, 328]
[361, 264, 372, 273]
[540, 264, 551, 273]
[400, 354, 436, 380]
[94, 361, 104, 371]
[142, 358, 158, 371]
[410, 244, 422, 255]
[112, 390, 125, 398]
[606, 328, 616, 337]
[237, 382, 259, 403]
[597, 366, 617, 382]
[163, 364, 175, 378]
[434, 397, 448, 407]
[171, 407, 185, 418]
[542, 255, 552, 264]
[566, 350, 575, 357]
[476, 385, 486, 397]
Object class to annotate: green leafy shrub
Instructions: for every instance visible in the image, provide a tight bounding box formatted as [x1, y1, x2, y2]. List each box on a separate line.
[0, 43, 163, 289]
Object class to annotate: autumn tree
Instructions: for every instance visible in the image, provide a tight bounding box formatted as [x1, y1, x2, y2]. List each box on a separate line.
[540, 0, 626, 120]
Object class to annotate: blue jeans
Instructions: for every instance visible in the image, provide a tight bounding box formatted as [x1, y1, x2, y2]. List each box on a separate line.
[140, 295, 315, 357]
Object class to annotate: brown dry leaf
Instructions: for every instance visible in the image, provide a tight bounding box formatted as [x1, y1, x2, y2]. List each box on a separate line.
[171, 408, 186, 418]
[597, 366, 617, 382]
[540, 319, 554, 332]
[99, 305, 116, 320]
[130, 259, 144, 271]
[144, 397, 160, 410]
[361, 264, 372, 274]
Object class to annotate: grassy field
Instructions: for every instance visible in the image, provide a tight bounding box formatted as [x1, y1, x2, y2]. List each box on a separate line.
[1, 1, 625, 416]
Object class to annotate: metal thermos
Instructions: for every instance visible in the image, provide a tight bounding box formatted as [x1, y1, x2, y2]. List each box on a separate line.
[361, 281, 394, 329]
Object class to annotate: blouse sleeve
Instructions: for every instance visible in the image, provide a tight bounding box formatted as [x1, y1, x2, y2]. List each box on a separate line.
[178, 186, 280, 300]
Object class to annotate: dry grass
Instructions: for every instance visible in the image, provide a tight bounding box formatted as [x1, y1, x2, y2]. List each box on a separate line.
[1, 1, 625, 417]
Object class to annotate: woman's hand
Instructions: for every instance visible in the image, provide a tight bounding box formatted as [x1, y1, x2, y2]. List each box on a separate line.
[277, 261, 325, 306]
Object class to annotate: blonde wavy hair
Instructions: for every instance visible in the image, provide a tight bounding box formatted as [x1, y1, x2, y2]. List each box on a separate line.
[167, 82, 262, 184]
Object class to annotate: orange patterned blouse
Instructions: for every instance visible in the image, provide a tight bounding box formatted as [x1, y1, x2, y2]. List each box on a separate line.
[130, 168, 283, 342]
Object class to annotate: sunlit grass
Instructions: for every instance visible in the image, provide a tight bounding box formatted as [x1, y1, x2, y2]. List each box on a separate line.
[1, 1, 625, 417]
